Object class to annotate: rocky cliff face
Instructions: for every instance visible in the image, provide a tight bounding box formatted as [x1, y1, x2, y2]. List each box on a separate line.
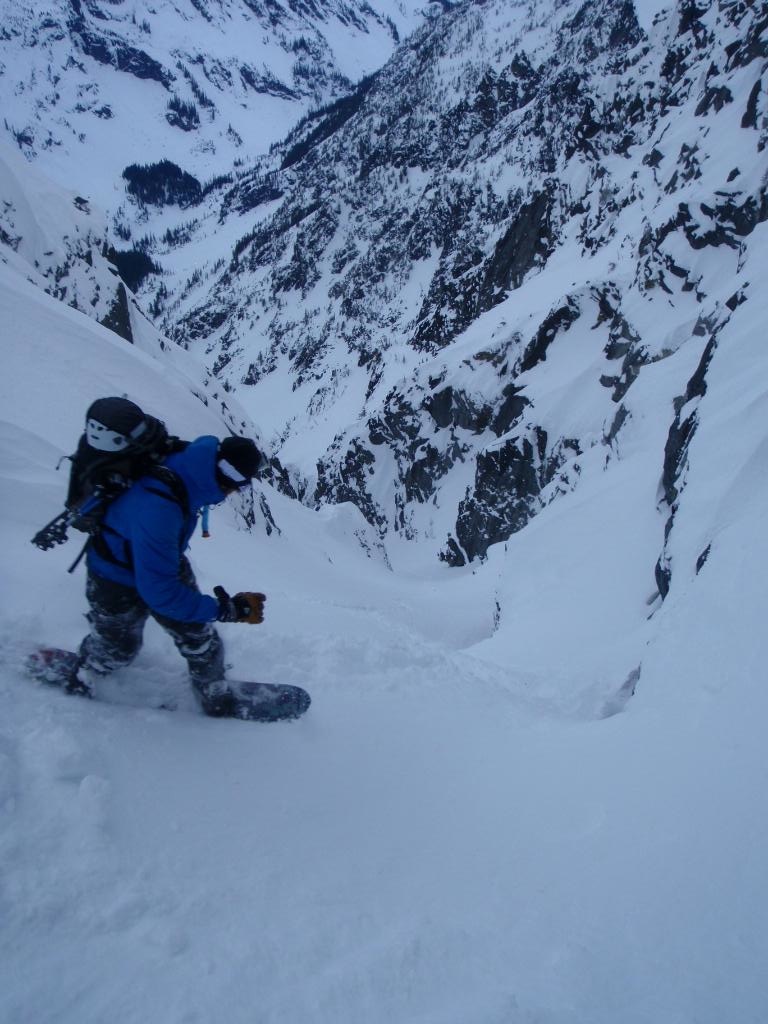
[146, 0, 766, 582]
[0, 141, 142, 343]
[3, 0, 766, 597]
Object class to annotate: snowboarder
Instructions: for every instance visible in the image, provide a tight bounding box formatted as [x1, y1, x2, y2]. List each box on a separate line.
[201, 505, 211, 538]
[66, 414, 268, 716]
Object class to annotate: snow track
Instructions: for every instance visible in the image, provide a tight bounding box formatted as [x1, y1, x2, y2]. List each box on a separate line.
[3, 609, 767, 1024]
[2, 152, 768, 1023]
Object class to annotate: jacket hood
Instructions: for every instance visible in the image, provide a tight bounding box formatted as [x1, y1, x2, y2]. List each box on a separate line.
[164, 435, 228, 510]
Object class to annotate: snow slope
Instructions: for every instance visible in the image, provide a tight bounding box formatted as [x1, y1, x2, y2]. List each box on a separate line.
[2, 208, 768, 1022]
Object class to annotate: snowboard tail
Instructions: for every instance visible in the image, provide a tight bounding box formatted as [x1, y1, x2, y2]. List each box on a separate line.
[25, 647, 311, 723]
[27, 646, 80, 685]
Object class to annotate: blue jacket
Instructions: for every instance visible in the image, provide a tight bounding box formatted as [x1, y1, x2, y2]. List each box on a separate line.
[87, 435, 226, 622]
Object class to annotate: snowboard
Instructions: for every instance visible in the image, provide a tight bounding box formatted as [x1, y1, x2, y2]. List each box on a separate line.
[25, 647, 311, 723]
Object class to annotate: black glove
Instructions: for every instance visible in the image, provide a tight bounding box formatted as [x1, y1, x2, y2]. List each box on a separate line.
[214, 586, 266, 624]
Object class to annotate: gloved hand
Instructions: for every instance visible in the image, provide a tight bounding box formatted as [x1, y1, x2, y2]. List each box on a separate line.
[214, 585, 266, 624]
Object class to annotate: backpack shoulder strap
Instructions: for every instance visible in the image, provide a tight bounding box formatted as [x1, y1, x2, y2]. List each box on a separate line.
[142, 465, 190, 518]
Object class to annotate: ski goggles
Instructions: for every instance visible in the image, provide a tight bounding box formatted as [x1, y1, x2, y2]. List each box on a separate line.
[216, 450, 268, 489]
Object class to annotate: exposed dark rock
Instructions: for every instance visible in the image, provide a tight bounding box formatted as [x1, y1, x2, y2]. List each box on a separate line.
[695, 84, 733, 116]
[240, 65, 297, 100]
[315, 439, 385, 532]
[445, 426, 576, 563]
[603, 403, 629, 446]
[423, 386, 491, 433]
[180, 301, 236, 341]
[99, 282, 133, 342]
[451, 432, 545, 562]
[660, 333, 717, 507]
[726, 287, 747, 312]
[70, 24, 173, 87]
[654, 320, 723, 602]
[517, 297, 580, 375]
[607, 1, 642, 49]
[491, 385, 529, 436]
[368, 391, 423, 448]
[696, 543, 711, 574]
[742, 79, 761, 129]
[724, 6, 768, 69]
[257, 491, 281, 536]
[479, 187, 556, 301]
[655, 551, 671, 600]
[683, 188, 768, 249]
[403, 443, 455, 504]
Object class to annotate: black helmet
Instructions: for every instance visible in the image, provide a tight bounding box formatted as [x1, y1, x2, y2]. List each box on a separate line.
[85, 397, 148, 452]
[217, 436, 267, 489]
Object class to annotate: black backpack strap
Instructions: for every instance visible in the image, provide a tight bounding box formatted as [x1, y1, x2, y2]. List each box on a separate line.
[143, 466, 190, 518]
[89, 524, 134, 570]
[67, 536, 92, 574]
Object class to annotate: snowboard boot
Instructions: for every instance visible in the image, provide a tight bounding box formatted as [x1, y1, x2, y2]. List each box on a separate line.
[26, 648, 95, 697]
[65, 659, 99, 699]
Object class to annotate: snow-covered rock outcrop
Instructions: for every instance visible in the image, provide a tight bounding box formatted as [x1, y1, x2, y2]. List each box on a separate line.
[3, 0, 766, 596]
[145, 0, 766, 581]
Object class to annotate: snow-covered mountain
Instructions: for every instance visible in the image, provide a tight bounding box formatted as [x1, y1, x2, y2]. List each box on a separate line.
[7, 0, 765, 582]
[3, 0, 766, 588]
[2, 2, 768, 1020]
[2, 115, 768, 1024]
[0, 0, 427, 208]
[0, 0, 428, 413]
[127, 0, 764, 580]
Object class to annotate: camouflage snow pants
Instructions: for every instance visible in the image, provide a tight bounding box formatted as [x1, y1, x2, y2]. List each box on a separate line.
[79, 558, 225, 687]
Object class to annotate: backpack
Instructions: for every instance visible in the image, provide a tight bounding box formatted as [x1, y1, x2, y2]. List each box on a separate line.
[32, 397, 188, 572]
